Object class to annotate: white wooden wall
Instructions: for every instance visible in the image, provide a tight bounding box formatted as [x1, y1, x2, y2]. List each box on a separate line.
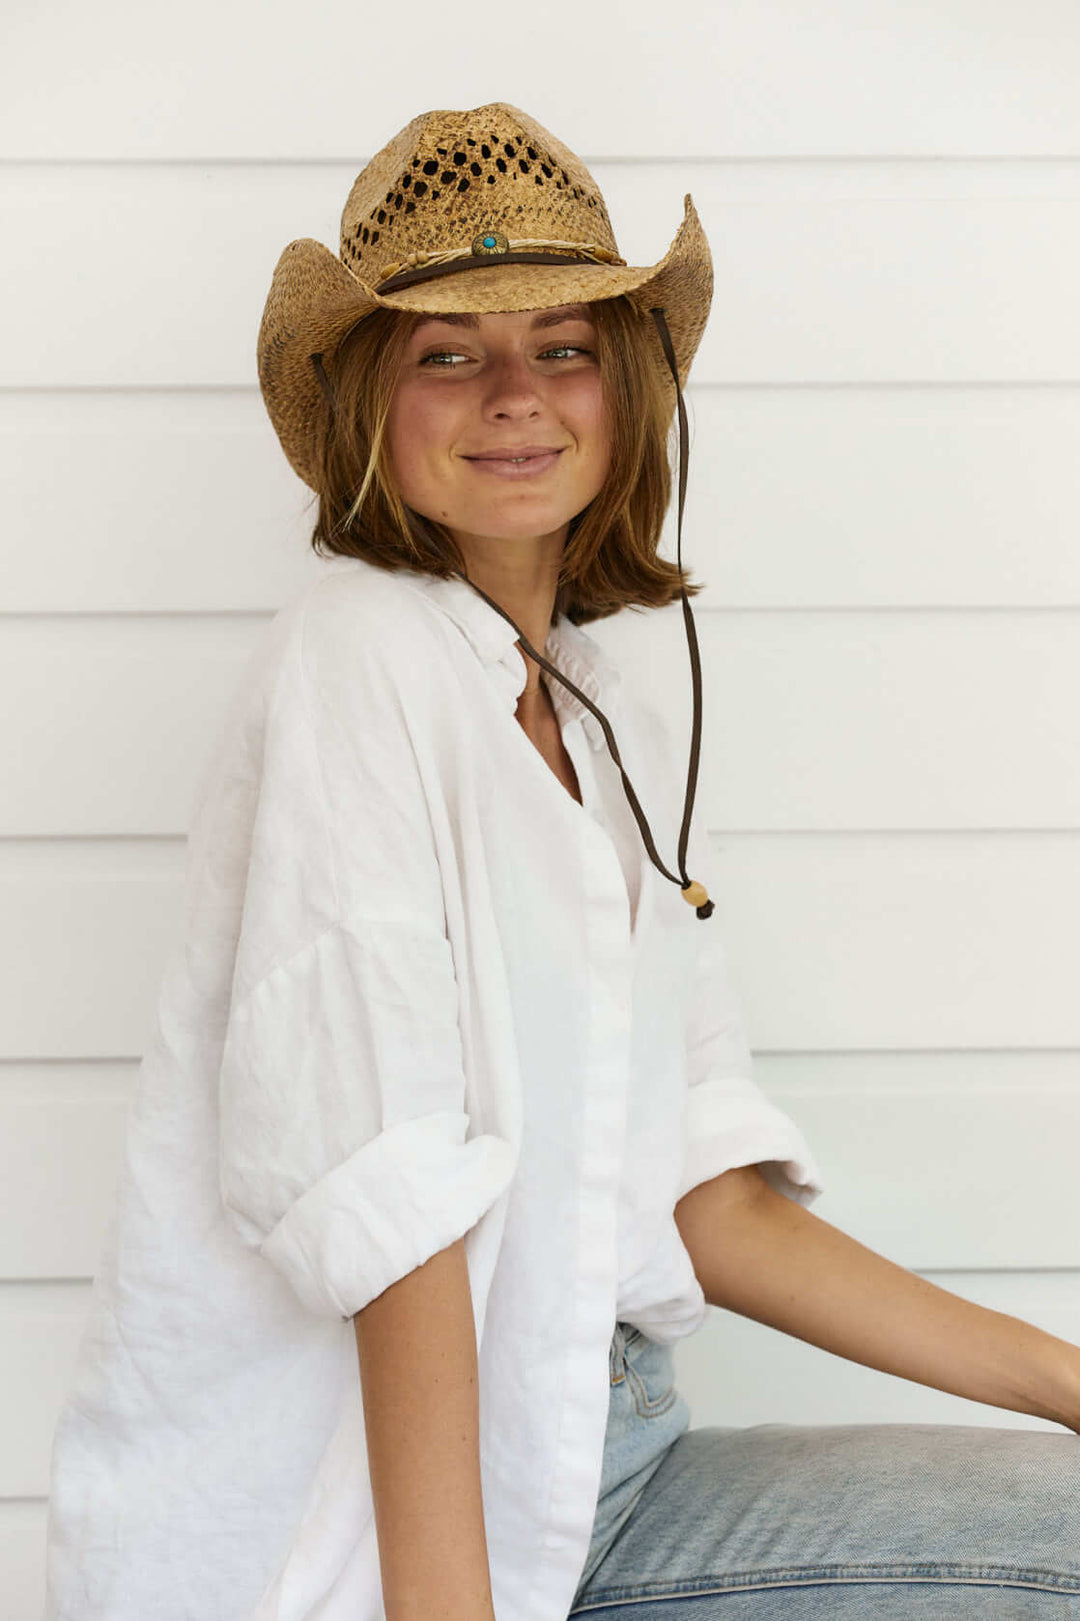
[4, 3, 1080, 1612]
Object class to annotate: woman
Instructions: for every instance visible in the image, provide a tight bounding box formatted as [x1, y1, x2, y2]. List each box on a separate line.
[45, 102, 1080, 1620]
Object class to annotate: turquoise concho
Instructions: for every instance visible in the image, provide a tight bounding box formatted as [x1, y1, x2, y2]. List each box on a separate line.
[471, 230, 510, 256]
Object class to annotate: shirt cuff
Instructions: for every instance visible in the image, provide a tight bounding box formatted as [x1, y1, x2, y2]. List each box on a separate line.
[679, 1074, 823, 1208]
[258, 1108, 518, 1320]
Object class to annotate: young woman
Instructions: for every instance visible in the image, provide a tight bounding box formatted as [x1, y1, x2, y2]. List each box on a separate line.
[45, 101, 1080, 1621]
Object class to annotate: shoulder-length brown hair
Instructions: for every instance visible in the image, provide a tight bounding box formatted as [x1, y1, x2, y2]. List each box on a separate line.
[305, 294, 703, 627]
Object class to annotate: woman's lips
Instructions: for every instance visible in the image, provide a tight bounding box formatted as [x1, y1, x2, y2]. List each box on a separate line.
[463, 449, 564, 479]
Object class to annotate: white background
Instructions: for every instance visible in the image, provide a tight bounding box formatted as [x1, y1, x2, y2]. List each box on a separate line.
[3, 2, 1080, 1611]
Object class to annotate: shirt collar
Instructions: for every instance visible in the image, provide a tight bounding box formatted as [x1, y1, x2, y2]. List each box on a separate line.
[401, 567, 623, 751]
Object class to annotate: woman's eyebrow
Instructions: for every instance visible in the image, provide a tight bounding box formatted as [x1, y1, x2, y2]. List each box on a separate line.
[410, 304, 595, 337]
[532, 304, 595, 328]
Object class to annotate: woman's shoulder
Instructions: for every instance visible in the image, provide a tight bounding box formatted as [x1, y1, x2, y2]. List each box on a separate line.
[252, 557, 452, 705]
[200, 561, 448, 776]
[286, 557, 445, 653]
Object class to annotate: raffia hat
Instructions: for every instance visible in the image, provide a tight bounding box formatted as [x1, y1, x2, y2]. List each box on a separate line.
[256, 101, 719, 920]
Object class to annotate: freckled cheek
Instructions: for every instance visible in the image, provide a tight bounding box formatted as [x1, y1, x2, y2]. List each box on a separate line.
[560, 377, 609, 460]
[575, 413, 612, 483]
[388, 396, 463, 502]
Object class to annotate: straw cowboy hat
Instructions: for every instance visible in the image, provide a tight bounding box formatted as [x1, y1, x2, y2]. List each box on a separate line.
[255, 101, 718, 919]
[256, 100, 712, 490]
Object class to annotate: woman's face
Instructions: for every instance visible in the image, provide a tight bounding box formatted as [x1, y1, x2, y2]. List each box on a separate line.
[385, 302, 612, 554]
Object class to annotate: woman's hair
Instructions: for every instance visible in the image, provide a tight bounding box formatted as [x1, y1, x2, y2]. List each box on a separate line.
[306, 294, 703, 627]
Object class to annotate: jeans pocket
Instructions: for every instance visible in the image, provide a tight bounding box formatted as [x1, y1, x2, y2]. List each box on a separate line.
[622, 1330, 679, 1419]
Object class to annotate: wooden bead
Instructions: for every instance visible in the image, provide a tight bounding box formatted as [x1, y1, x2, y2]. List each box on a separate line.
[680, 880, 709, 907]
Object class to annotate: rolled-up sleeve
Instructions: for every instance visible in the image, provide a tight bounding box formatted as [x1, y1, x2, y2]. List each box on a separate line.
[219, 917, 517, 1320]
[677, 834, 823, 1209]
[260, 1110, 516, 1320]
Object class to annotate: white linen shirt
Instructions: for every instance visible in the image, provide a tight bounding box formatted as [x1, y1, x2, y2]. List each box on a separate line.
[45, 556, 822, 1621]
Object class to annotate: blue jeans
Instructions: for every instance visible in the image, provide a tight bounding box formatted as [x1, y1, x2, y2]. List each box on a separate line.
[567, 1321, 1080, 1617]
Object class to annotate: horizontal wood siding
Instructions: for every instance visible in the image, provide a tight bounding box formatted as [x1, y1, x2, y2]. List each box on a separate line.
[4, 9, 1079, 1614]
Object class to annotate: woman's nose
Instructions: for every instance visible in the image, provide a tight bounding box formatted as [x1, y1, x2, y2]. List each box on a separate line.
[481, 351, 544, 415]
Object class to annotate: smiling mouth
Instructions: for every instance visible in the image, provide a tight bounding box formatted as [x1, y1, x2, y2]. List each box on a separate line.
[462, 447, 566, 478]
[464, 450, 565, 462]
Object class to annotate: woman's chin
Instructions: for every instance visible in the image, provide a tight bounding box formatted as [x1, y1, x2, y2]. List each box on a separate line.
[445, 512, 578, 547]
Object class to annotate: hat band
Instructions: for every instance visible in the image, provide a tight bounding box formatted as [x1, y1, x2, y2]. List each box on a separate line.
[375, 247, 622, 296]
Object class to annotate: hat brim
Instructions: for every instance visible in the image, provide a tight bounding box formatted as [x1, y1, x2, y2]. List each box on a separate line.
[257, 193, 712, 490]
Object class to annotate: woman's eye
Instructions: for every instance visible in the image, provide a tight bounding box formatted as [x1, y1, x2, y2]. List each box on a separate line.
[419, 350, 471, 368]
[542, 345, 592, 361]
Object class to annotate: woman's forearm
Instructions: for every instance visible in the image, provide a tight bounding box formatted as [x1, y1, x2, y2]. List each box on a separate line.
[354, 1235, 497, 1621]
[674, 1164, 1080, 1431]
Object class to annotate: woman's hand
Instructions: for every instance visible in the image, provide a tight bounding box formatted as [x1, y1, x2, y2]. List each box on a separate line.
[674, 1164, 1080, 1431]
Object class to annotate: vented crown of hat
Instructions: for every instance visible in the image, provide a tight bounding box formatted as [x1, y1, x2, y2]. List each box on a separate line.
[339, 103, 620, 290]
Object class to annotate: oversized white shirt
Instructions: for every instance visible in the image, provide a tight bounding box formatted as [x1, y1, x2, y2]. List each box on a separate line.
[44, 556, 822, 1621]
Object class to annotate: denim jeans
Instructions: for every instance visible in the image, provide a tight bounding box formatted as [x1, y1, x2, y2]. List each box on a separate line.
[567, 1320, 1080, 1617]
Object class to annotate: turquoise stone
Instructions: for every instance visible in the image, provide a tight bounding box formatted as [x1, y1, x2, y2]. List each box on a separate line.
[483, 236, 496, 247]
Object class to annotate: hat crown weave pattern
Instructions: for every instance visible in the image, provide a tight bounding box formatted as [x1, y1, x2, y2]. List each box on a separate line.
[339, 103, 621, 290]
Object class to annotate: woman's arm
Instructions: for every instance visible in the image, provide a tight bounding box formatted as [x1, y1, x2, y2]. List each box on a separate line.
[674, 1163, 1080, 1432]
[354, 1235, 497, 1621]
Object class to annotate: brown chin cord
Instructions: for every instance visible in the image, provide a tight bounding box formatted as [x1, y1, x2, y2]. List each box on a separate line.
[311, 264, 714, 920]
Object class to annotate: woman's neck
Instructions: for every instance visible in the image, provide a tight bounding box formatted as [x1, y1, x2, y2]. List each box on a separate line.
[451, 530, 566, 683]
